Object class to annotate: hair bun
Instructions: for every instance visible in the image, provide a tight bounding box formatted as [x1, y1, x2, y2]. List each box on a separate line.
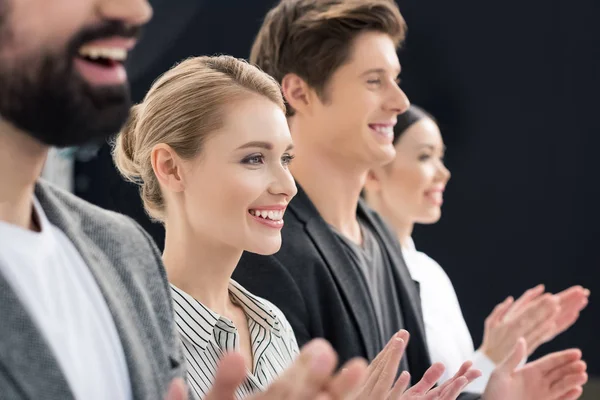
[112, 104, 143, 183]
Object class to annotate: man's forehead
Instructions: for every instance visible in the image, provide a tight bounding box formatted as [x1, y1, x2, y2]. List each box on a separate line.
[347, 32, 401, 74]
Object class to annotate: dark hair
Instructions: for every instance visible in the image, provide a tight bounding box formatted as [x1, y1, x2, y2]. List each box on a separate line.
[250, 0, 407, 116]
[393, 104, 435, 144]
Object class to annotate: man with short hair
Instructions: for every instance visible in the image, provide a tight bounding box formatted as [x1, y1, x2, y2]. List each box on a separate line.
[234, 1, 588, 399]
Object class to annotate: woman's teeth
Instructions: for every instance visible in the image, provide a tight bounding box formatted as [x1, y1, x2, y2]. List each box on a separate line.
[249, 209, 284, 221]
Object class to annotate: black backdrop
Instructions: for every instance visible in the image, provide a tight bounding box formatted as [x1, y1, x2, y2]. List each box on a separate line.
[74, 0, 599, 373]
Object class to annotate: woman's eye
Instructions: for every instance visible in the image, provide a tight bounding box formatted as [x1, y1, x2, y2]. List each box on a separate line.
[242, 154, 265, 165]
[281, 153, 295, 166]
[367, 79, 382, 86]
[418, 154, 432, 161]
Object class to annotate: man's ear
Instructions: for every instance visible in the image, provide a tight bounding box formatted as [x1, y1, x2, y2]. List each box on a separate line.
[151, 143, 186, 193]
[281, 73, 314, 115]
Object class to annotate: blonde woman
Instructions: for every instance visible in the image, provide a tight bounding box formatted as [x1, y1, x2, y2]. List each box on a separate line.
[112, 56, 303, 399]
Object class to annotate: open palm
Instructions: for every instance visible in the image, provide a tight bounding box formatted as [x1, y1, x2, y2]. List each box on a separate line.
[483, 339, 587, 400]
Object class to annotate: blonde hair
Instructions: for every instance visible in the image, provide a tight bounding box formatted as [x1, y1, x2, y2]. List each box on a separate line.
[112, 55, 285, 222]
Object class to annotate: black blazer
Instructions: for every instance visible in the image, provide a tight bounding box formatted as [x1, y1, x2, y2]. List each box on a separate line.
[233, 186, 479, 400]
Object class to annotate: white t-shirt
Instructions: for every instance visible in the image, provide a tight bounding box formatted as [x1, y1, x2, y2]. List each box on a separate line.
[402, 238, 495, 393]
[0, 198, 132, 400]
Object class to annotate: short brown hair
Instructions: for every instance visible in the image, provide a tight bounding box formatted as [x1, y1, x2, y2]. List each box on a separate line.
[112, 55, 284, 222]
[250, 0, 406, 115]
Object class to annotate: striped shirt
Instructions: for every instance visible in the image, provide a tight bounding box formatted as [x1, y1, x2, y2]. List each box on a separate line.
[171, 280, 299, 399]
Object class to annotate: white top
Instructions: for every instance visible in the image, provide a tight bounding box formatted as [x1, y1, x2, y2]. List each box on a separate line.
[0, 198, 132, 400]
[402, 238, 494, 393]
[172, 280, 299, 400]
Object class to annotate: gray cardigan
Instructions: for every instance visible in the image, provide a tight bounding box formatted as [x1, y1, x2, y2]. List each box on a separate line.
[0, 181, 184, 399]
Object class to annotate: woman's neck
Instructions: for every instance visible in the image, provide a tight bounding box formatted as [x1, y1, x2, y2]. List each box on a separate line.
[162, 218, 242, 316]
[383, 210, 413, 249]
[367, 193, 414, 249]
[396, 222, 414, 250]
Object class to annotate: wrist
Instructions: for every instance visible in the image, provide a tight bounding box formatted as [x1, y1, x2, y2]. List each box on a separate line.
[478, 344, 490, 359]
[477, 345, 501, 365]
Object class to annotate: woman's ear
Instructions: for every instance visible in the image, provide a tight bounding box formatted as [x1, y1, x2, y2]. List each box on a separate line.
[151, 143, 186, 193]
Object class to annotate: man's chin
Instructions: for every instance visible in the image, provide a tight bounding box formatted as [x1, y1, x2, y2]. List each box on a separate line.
[372, 145, 396, 167]
[28, 85, 131, 147]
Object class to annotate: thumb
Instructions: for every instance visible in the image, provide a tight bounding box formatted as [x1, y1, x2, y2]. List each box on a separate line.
[204, 352, 247, 400]
[165, 378, 188, 400]
[498, 338, 527, 373]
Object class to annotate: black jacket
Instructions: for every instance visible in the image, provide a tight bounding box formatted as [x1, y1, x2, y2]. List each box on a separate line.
[233, 186, 479, 399]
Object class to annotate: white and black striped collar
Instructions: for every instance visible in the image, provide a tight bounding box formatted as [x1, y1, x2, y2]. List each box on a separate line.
[171, 280, 282, 351]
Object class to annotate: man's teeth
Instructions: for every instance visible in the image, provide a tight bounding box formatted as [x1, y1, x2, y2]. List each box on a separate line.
[249, 209, 284, 221]
[372, 125, 393, 136]
[78, 46, 127, 62]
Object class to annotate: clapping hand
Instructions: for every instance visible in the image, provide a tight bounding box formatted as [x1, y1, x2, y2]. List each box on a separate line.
[479, 284, 589, 364]
[483, 339, 588, 400]
[204, 339, 368, 400]
[166, 331, 482, 400]
[350, 330, 481, 400]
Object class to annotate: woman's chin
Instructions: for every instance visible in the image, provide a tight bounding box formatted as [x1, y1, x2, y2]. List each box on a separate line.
[416, 209, 442, 225]
[245, 239, 282, 256]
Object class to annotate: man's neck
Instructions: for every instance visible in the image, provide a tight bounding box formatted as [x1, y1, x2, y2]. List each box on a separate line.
[290, 127, 368, 244]
[0, 121, 48, 230]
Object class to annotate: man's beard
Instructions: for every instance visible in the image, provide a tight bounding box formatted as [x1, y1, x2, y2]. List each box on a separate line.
[0, 20, 139, 147]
